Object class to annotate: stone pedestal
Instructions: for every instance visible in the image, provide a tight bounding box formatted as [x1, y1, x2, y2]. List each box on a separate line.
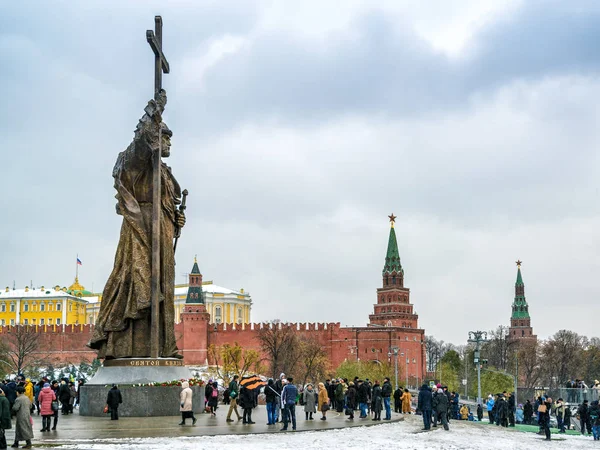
[79, 358, 204, 417]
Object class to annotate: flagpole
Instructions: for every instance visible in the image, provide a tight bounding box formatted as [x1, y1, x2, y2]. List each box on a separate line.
[76, 254, 79, 280]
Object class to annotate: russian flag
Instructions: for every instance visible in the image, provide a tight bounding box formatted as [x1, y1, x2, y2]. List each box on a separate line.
[77, 258, 82, 266]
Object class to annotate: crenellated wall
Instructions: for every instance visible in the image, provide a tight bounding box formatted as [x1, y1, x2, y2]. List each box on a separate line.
[0, 318, 427, 382]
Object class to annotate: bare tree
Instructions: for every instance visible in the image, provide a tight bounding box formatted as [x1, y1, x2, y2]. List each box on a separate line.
[298, 337, 330, 385]
[515, 340, 541, 389]
[256, 322, 301, 378]
[425, 336, 456, 373]
[483, 326, 517, 370]
[208, 342, 264, 384]
[539, 330, 584, 387]
[2, 326, 44, 375]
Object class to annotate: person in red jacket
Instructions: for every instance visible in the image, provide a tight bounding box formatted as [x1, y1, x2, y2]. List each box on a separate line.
[38, 383, 56, 432]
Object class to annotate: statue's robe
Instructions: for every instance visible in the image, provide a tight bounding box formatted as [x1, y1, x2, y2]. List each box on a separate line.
[89, 124, 181, 359]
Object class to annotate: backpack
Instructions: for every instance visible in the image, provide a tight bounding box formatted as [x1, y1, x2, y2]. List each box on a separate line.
[211, 388, 218, 398]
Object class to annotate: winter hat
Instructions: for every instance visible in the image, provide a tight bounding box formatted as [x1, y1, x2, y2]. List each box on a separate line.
[280, 373, 286, 379]
[44, 383, 50, 388]
[437, 388, 444, 394]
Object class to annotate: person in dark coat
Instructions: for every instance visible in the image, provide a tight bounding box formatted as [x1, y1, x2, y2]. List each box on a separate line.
[433, 388, 449, 430]
[106, 384, 123, 420]
[206, 382, 218, 416]
[477, 404, 483, 422]
[346, 382, 356, 419]
[393, 387, 402, 413]
[357, 380, 369, 418]
[538, 397, 552, 441]
[327, 380, 336, 411]
[2, 381, 16, 413]
[240, 384, 255, 424]
[507, 392, 516, 427]
[0, 387, 12, 450]
[371, 381, 383, 421]
[265, 379, 279, 425]
[523, 399, 533, 425]
[496, 395, 509, 427]
[578, 399, 592, 436]
[417, 384, 433, 430]
[381, 378, 392, 420]
[58, 381, 71, 415]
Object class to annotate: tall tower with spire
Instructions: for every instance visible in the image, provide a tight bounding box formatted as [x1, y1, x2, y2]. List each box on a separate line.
[369, 214, 419, 328]
[508, 261, 537, 341]
[185, 256, 204, 304]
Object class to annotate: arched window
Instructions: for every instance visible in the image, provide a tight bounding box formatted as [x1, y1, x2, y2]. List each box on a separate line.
[392, 276, 396, 285]
[237, 307, 243, 324]
[386, 320, 392, 327]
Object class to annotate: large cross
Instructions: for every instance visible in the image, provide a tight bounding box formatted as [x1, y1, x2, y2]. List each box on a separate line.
[146, 16, 170, 95]
[146, 16, 170, 359]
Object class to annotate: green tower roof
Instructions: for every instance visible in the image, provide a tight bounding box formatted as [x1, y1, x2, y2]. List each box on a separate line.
[191, 260, 201, 275]
[382, 215, 404, 275]
[511, 261, 530, 319]
[515, 266, 523, 286]
[186, 257, 204, 304]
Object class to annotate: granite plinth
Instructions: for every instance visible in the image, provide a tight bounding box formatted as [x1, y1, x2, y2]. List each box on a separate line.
[79, 359, 203, 417]
[79, 384, 205, 417]
[86, 359, 192, 385]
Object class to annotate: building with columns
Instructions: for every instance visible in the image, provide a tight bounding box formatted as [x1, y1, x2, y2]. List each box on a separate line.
[83, 259, 252, 326]
[0, 284, 88, 326]
[508, 261, 537, 342]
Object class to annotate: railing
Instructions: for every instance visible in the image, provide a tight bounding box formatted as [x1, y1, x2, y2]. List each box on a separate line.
[516, 387, 599, 405]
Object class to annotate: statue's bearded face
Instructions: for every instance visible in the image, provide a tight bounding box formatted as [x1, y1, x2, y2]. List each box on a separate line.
[161, 134, 171, 157]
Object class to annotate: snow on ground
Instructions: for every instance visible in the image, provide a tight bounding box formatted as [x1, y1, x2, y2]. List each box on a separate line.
[55, 417, 596, 450]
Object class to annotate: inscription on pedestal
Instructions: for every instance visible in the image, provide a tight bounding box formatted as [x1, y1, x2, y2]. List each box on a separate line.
[103, 358, 184, 367]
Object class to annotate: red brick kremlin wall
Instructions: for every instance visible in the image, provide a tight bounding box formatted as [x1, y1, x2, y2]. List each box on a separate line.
[0, 317, 426, 382]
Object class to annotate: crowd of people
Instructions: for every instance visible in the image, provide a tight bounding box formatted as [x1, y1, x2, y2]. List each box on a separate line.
[0, 375, 84, 449]
[195, 374, 405, 431]
[3, 371, 599, 447]
[480, 389, 600, 441]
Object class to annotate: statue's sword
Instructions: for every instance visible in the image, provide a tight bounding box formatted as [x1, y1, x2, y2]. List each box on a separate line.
[173, 189, 188, 253]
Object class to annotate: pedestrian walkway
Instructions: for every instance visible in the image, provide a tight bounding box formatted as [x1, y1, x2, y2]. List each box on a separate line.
[3, 406, 405, 448]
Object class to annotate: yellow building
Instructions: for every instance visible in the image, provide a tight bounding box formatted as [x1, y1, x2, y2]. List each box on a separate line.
[85, 259, 253, 325]
[84, 281, 252, 325]
[0, 282, 88, 327]
[0, 260, 253, 327]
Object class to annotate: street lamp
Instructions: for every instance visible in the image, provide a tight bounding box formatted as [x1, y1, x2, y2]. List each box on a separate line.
[468, 331, 488, 407]
[406, 355, 409, 388]
[388, 347, 399, 390]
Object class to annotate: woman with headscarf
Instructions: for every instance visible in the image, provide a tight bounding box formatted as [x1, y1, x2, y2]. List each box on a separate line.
[38, 383, 56, 432]
[12, 387, 34, 449]
[318, 382, 329, 421]
[0, 387, 12, 450]
[178, 381, 196, 426]
[303, 383, 316, 420]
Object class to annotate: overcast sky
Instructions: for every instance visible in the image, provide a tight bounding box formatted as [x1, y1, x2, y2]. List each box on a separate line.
[1, 1, 599, 344]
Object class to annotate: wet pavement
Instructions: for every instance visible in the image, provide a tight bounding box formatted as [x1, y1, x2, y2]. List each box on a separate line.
[4, 405, 405, 448]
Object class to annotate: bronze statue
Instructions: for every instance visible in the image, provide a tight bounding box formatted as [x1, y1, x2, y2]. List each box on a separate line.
[88, 90, 185, 359]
